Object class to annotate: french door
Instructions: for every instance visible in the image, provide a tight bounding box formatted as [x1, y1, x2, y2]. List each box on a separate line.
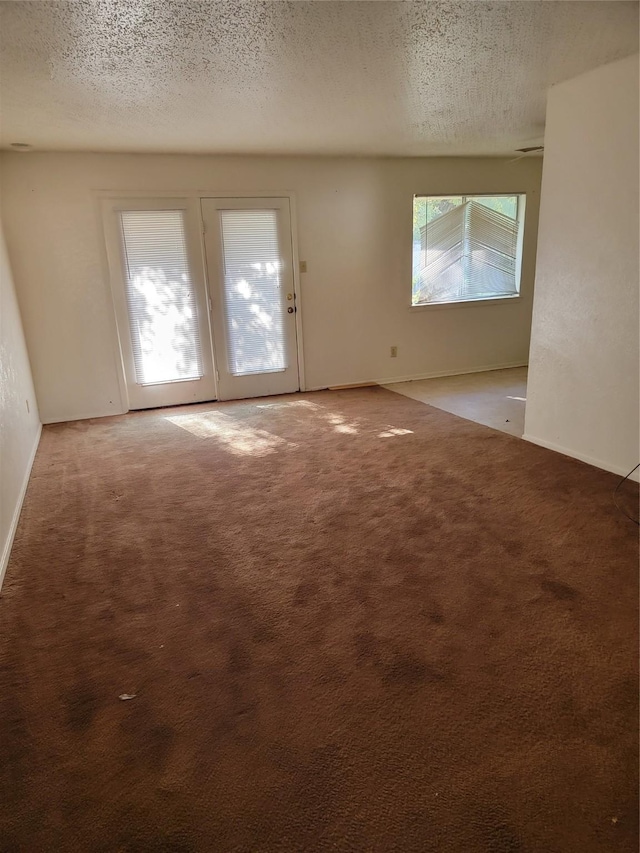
[201, 198, 300, 401]
[105, 196, 300, 410]
[104, 198, 217, 409]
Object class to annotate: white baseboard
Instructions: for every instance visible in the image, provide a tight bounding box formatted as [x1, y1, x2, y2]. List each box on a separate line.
[522, 433, 640, 481]
[0, 424, 42, 591]
[42, 407, 127, 425]
[306, 361, 528, 393]
[378, 361, 529, 386]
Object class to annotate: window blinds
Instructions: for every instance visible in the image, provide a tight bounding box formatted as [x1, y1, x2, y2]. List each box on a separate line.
[420, 203, 467, 303]
[417, 200, 519, 304]
[465, 201, 519, 297]
[119, 210, 203, 386]
[219, 209, 286, 377]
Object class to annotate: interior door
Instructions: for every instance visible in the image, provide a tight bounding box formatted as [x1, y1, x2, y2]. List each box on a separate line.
[201, 198, 300, 401]
[104, 198, 217, 410]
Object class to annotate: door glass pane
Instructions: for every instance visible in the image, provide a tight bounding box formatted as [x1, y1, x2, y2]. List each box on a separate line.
[120, 210, 203, 385]
[219, 209, 286, 376]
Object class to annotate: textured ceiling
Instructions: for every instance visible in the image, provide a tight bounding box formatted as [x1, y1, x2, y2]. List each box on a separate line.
[0, 1, 638, 156]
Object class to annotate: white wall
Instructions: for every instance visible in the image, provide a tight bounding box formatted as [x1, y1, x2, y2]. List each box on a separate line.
[0, 153, 541, 424]
[524, 55, 639, 477]
[0, 208, 41, 583]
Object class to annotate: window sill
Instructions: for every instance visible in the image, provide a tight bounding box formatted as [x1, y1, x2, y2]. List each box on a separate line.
[409, 294, 522, 311]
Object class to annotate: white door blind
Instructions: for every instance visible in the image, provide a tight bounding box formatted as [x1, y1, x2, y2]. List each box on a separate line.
[219, 209, 286, 376]
[418, 200, 519, 303]
[119, 210, 204, 385]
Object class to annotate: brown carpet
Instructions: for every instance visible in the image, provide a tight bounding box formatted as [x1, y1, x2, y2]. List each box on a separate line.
[1, 387, 638, 853]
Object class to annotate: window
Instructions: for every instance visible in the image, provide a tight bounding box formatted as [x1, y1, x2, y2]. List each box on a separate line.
[412, 194, 525, 306]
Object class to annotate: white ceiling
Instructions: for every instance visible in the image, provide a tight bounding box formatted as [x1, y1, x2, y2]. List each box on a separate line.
[0, 1, 637, 157]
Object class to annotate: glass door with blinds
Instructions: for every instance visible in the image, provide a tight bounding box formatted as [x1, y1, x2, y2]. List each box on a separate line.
[200, 198, 300, 401]
[103, 198, 217, 410]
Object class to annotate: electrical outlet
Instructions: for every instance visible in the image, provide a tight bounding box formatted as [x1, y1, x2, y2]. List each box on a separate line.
[390, 346, 398, 358]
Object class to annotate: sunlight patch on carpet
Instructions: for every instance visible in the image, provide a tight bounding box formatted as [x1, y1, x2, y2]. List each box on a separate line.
[165, 411, 296, 456]
[378, 427, 414, 438]
[255, 400, 321, 410]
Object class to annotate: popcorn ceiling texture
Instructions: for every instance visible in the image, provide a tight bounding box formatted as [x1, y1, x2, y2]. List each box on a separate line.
[0, 0, 637, 156]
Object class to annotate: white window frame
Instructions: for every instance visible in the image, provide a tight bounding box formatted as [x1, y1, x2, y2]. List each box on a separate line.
[410, 193, 527, 310]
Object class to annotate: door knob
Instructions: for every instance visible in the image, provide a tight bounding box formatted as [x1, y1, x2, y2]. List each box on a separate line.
[287, 293, 293, 300]
[287, 307, 294, 313]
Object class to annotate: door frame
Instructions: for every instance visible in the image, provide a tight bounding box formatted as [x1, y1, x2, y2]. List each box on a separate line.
[96, 190, 306, 411]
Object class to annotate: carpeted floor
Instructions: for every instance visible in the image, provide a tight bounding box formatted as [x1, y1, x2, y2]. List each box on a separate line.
[1, 387, 638, 852]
